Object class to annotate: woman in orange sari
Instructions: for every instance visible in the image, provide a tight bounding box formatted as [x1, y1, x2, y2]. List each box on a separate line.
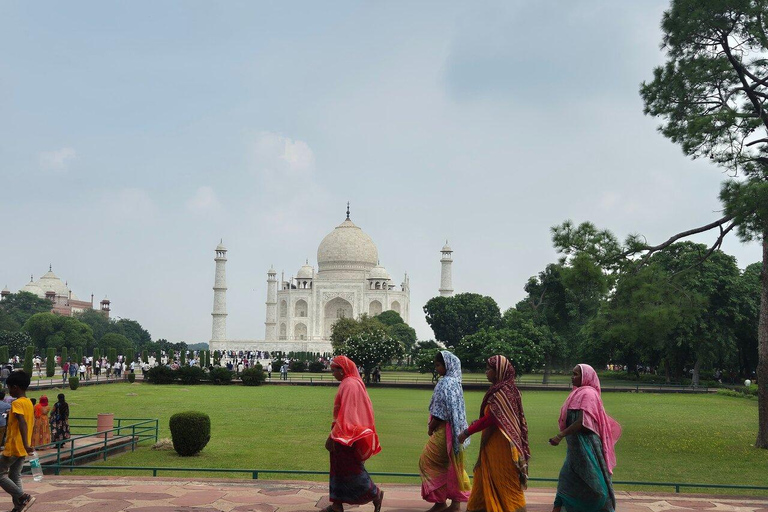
[323, 356, 384, 512]
[32, 395, 51, 447]
[458, 355, 529, 512]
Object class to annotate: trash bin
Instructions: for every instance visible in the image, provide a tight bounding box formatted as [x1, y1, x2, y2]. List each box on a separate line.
[97, 413, 115, 438]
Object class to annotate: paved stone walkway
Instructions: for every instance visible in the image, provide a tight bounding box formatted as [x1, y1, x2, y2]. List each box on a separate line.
[4, 476, 766, 512]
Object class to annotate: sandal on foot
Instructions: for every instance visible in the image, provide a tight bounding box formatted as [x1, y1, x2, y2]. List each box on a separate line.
[17, 494, 35, 512]
[373, 490, 384, 512]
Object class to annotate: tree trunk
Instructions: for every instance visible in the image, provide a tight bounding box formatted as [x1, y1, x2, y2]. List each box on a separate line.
[664, 359, 671, 384]
[542, 356, 551, 384]
[692, 356, 701, 388]
[756, 233, 768, 448]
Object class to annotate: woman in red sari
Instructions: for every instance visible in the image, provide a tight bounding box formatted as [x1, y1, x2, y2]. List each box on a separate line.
[323, 356, 384, 512]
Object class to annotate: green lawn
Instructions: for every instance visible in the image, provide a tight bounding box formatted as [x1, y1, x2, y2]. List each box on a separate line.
[28, 383, 767, 492]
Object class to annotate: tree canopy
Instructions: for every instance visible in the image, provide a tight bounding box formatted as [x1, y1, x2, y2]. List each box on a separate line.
[423, 293, 501, 348]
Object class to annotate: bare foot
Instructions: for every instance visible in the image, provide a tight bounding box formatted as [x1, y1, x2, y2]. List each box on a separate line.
[426, 503, 448, 512]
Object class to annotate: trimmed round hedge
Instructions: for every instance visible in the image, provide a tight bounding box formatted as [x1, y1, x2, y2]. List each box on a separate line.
[240, 366, 266, 386]
[169, 411, 211, 456]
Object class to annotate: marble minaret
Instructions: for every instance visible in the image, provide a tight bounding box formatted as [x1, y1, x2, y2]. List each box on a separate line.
[211, 241, 228, 344]
[265, 266, 278, 341]
[439, 241, 454, 297]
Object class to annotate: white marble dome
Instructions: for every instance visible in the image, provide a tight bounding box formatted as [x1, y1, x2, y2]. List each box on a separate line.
[23, 270, 78, 300]
[317, 219, 378, 271]
[368, 265, 390, 280]
[296, 264, 314, 279]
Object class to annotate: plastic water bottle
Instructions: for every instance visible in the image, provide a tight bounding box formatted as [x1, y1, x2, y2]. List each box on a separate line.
[28, 452, 43, 482]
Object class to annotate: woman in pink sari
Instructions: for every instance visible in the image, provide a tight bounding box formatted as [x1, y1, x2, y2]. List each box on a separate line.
[323, 356, 384, 512]
[548, 364, 621, 512]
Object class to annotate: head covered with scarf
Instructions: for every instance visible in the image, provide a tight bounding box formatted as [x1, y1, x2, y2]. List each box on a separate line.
[329, 355, 381, 460]
[429, 350, 469, 453]
[479, 355, 530, 463]
[559, 364, 622, 473]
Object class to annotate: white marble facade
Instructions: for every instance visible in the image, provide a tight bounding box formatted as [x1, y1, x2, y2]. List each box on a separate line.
[210, 210, 410, 354]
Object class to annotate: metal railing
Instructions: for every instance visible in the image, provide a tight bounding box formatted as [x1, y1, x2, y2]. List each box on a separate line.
[39, 465, 768, 494]
[29, 417, 158, 473]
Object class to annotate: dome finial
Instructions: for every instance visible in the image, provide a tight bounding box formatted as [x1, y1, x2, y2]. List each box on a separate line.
[346, 202, 350, 220]
[49, 264, 52, 271]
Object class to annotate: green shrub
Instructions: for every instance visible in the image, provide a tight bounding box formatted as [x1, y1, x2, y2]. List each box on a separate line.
[308, 361, 326, 373]
[46, 348, 55, 377]
[69, 377, 79, 390]
[289, 360, 307, 372]
[145, 365, 176, 384]
[240, 365, 266, 386]
[142, 350, 148, 364]
[128, 373, 136, 383]
[208, 367, 232, 385]
[61, 347, 68, 368]
[178, 365, 206, 385]
[0, 347, 8, 367]
[23, 346, 34, 375]
[169, 411, 211, 456]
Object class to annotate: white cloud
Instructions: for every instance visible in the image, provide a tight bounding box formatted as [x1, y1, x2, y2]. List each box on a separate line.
[186, 186, 221, 213]
[39, 147, 77, 172]
[250, 131, 315, 186]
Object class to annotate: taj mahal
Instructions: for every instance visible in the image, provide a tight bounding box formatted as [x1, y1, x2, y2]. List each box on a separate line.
[208, 206, 455, 354]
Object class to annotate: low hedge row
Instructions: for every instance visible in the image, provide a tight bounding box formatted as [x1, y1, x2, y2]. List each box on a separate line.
[145, 366, 235, 385]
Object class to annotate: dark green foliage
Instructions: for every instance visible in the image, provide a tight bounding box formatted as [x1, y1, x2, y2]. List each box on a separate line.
[177, 365, 206, 385]
[76, 348, 83, 365]
[0, 346, 8, 366]
[127, 372, 135, 383]
[23, 346, 34, 375]
[289, 360, 306, 372]
[126, 348, 135, 366]
[375, 310, 405, 326]
[100, 333, 132, 356]
[0, 332, 33, 359]
[142, 350, 148, 364]
[213, 350, 220, 365]
[207, 367, 232, 385]
[308, 361, 326, 372]
[423, 293, 502, 348]
[456, 328, 544, 374]
[0, 292, 53, 332]
[23, 313, 94, 354]
[68, 377, 79, 390]
[144, 365, 176, 384]
[61, 347, 68, 367]
[240, 365, 266, 386]
[92, 348, 100, 364]
[415, 347, 441, 375]
[46, 348, 55, 377]
[108, 348, 117, 365]
[179, 350, 186, 366]
[169, 411, 211, 456]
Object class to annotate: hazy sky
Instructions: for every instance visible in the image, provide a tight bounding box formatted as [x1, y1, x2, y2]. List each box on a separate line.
[1, 1, 761, 343]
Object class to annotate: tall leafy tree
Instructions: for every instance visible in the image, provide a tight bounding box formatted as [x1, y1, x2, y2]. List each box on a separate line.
[0, 292, 53, 331]
[638, 0, 768, 447]
[423, 293, 501, 348]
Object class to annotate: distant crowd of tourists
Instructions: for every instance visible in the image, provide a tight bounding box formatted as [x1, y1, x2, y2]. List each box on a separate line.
[324, 353, 621, 512]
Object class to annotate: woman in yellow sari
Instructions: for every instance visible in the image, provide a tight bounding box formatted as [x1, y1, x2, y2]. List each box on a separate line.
[458, 355, 529, 512]
[32, 395, 51, 447]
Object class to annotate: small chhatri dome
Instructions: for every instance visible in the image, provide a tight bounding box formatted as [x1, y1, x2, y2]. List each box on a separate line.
[441, 240, 452, 252]
[317, 208, 379, 272]
[368, 264, 390, 280]
[296, 263, 314, 279]
[216, 239, 227, 251]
